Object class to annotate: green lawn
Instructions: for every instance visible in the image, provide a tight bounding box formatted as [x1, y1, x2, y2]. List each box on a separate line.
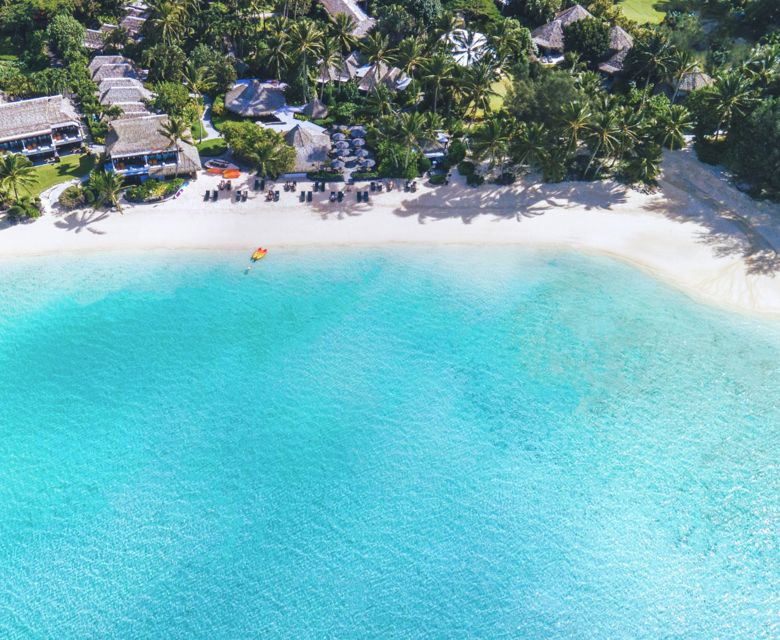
[23, 154, 96, 197]
[618, 0, 667, 24]
[196, 137, 227, 157]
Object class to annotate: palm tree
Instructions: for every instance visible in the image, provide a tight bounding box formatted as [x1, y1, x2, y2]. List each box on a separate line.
[511, 121, 548, 169]
[329, 13, 357, 59]
[657, 104, 692, 150]
[88, 170, 126, 212]
[158, 116, 194, 178]
[148, 0, 189, 47]
[669, 49, 697, 103]
[615, 107, 642, 164]
[362, 32, 396, 94]
[288, 19, 324, 103]
[585, 110, 621, 176]
[396, 36, 428, 78]
[629, 32, 673, 103]
[420, 53, 453, 113]
[317, 37, 342, 100]
[705, 72, 756, 140]
[471, 116, 512, 173]
[183, 61, 215, 143]
[261, 29, 290, 81]
[0, 153, 36, 202]
[461, 60, 499, 117]
[398, 111, 426, 167]
[559, 101, 592, 156]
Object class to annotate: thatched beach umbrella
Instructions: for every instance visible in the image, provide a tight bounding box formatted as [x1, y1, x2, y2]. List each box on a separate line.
[334, 140, 350, 149]
[351, 138, 366, 147]
[360, 158, 376, 168]
[330, 159, 345, 170]
[334, 147, 349, 156]
[354, 148, 369, 158]
[350, 126, 366, 137]
[331, 132, 346, 141]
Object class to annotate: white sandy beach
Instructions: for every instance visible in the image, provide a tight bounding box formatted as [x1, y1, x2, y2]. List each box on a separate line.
[3, 147, 780, 315]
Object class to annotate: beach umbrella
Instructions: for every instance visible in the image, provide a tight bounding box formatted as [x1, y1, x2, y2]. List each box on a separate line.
[334, 140, 350, 149]
[360, 158, 376, 168]
[331, 132, 346, 142]
[351, 138, 366, 147]
[334, 147, 349, 156]
[350, 126, 366, 138]
[354, 149, 369, 158]
[330, 160, 345, 170]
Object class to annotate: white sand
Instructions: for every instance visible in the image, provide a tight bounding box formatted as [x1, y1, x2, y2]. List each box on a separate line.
[3, 148, 780, 315]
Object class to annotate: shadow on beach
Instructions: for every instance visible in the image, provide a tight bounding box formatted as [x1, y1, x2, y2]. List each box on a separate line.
[53, 209, 110, 234]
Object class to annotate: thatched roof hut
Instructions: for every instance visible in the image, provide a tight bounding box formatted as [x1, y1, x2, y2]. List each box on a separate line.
[225, 80, 286, 117]
[284, 124, 330, 172]
[318, 52, 360, 84]
[598, 48, 630, 75]
[105, 114, 201, 176]
[318, 0, 375, 37]
[302, 98, 328, 119]
[88, 55, 127, 76]
[677, 69, 714, 94]
[358, 62, 409, 92]
[92, 63, 138, 82]
[532, 4, 593, 52]
[609, 25, 633, 52]
[0, 95, 80, 143]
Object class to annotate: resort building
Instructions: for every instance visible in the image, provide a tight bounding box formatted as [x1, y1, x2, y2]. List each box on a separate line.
[104, 114, 200, 181]
[318, 0, 374, 37]
[302, 98, 329, 119]
[597, 26, 634, 76]
[674, 68, 714, 98]
[284, 124, 330, 172]
[91, 56, 151, 119]
[224, 80, 287, 119]
[357, 62, 411, 93]
[84, 1, 148, 50]
[0, 95, 83, 163]
[317, 52, 360, 85]
[532, 4, 593, 54]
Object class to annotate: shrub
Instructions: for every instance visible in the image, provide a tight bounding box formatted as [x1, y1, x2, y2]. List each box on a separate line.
[58, 185, 87, 210]
[125, 178, 184, 203]
[694, 138, 726, 166]
[493, 172, 516, 185]
[211, 95, 225, 117]
[417, 156, 432, 174]
[307, 171, 344, 182]
[447, 139, 466, 165]
[466, 173, 484, 187]
[351, 171, 379, 180]
[428, 174, 447, 185]
[457, 160, 476, 176]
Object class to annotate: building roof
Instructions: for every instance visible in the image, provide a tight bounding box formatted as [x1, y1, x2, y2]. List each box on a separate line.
[0, 95, 80, 143]
[678, 69, 714, 93]
[318, 52, 360, 83]
[100, 85, 151, 105]
[609, 25, 633, 52]
[89, 55, 128, 76]
[318, 0, 375, 37]
[98, 77, 146, 94]
[120, 14, 146, 35]
[302, 98, 329, 119]
[105, 114, 200, 172]
[357, 62, 408, 92]
[92, 62, 138, 82]
[598, 47, 630, 75]
[84, 25, 117, 50]
[284, 124, 330, 172]
[224, 80, 287, 117]
[531, 4, 593, 52]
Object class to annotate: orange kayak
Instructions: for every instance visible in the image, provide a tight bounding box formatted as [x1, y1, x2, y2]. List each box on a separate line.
[223, 169, 240, 179]
[251, 248, 267, 262]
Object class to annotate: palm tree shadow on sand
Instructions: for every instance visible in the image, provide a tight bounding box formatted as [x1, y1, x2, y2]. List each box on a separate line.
[54, 209, 110, 235]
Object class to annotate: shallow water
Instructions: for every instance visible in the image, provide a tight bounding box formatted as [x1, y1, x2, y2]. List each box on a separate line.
[0, 248, 778, 639]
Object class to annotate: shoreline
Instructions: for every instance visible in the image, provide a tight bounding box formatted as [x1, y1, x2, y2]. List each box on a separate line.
[3, 148, 780, 317]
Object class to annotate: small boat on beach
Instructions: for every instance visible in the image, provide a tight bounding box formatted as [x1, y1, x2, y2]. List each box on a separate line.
[251, 247, 268, 262]
[204, 159, 239, 175]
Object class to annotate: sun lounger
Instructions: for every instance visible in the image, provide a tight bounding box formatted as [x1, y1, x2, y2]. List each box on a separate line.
[307, 191, 312, 202]
[337, 191, 343, 202]
[203, 191, 210, 201]
[363, 191, 369, 202]
[356, 191, 362, 202]
[274, 190, 280, 202]
[211, 190, 218, 201]
[299, 191, 305, 202]
[242, 191, 248, 202]
[330, 191, 336, 202]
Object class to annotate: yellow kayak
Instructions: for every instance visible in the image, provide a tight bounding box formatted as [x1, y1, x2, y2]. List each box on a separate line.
[251, 248, 267, 262]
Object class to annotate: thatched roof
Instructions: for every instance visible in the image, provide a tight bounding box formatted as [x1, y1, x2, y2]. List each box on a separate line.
[302, 98, 328, 119]
[532, 4, 593, 52]
[284, 124, 330, 172]
[105, 114, 201, 174]
[120, 14, 146, 36]
[0, 95, 80, 143]
[84, 25, 117, 50]
[92, 62, 138, 82]
[318, 0, 375, 37]
[598, 47, 630, 75]
[100, 85, 151, 106]
[225, 80, 286, 117]
[609, 25, 633, 52]
[89, 55, 127, 76]
[678, 69, 714, 93]
[318, 52, 360, 83]
[98, 77, 146, 94]
[358, 62, 408, 92]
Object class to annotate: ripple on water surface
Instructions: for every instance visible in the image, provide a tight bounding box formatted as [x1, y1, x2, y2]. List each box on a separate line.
[0, 248, 778, 639]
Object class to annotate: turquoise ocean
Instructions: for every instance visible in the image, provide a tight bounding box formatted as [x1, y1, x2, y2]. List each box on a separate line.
[0, 248, 778, 638]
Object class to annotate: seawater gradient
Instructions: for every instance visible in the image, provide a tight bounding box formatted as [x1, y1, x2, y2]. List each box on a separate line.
[0, 248, 778, 639]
